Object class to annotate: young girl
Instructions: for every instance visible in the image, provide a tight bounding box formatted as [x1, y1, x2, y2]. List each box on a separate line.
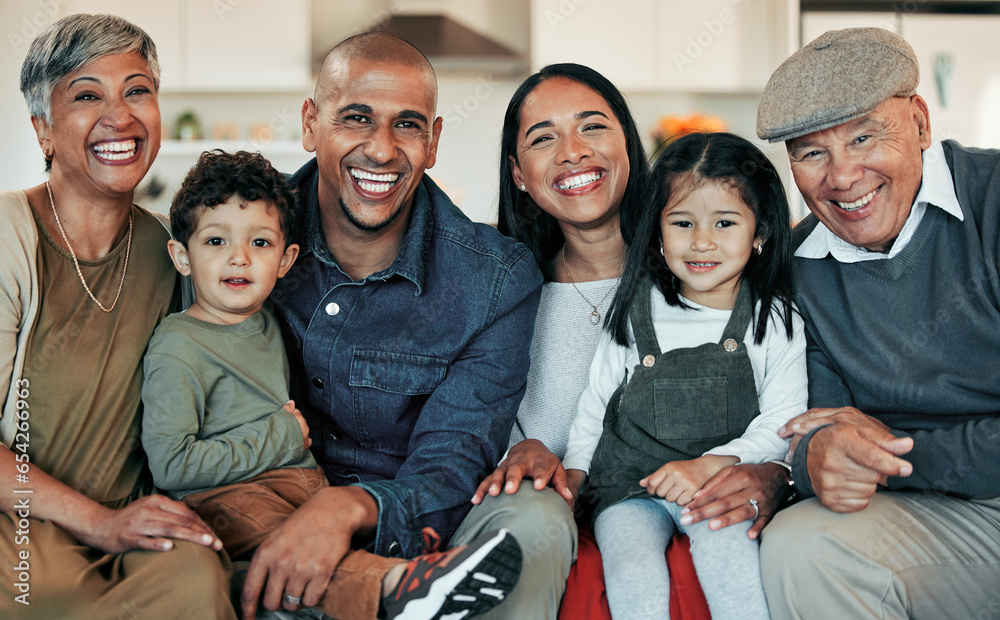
[563, 132, 807, 619]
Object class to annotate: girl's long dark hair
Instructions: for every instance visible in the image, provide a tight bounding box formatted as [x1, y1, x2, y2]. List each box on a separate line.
[607, 132, 795, 347]
[496, 63, 650, 279]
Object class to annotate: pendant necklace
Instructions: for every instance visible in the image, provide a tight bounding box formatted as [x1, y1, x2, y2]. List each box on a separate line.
[561, 248, 616, 326]
[47, 181, 132, 313]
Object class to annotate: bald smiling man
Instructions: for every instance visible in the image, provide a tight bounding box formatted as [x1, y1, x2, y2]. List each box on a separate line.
[237, 32, 574, 620]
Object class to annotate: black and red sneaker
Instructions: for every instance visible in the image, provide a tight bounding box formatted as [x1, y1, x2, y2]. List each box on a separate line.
[382, 527, 522, 620]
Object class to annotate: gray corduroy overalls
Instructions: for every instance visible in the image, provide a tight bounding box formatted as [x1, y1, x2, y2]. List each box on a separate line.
[588, 280, 760, 520]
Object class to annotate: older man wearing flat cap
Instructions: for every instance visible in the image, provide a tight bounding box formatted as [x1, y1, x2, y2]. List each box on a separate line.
[756, 27, 1000, 619]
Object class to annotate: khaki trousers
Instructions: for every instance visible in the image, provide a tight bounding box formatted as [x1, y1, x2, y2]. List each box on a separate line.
[761, 492, 1000, 620]
[255, 484, 577, 620]
[0, 512, 235, 620]
[452, 484, 578, 620]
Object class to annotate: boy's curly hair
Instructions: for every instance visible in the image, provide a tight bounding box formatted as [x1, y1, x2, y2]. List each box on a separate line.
[170, 150, 298, 246]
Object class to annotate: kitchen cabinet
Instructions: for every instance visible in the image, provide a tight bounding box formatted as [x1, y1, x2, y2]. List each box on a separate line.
[530, 0, 799, 92]
[59, 0, 310, 92]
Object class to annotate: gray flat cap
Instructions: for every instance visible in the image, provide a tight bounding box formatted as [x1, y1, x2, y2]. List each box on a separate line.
[757, 27, 919, 142]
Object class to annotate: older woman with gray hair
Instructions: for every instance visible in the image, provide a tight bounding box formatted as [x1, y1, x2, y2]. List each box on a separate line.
[0, 14, 235, 619]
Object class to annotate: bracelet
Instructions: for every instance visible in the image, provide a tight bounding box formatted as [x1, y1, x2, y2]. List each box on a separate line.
[767, 459, 797, 502]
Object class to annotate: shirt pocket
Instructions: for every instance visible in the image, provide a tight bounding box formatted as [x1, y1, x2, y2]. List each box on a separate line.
[349, 349, 448, 448]
[652, 376, 729, 441]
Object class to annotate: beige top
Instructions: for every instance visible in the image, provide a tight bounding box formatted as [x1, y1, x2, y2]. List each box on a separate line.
[10, 193, 178, 506]
[0, 191, 40, 447]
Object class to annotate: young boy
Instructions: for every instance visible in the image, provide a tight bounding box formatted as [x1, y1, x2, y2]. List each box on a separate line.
[141, 150, 521, 620]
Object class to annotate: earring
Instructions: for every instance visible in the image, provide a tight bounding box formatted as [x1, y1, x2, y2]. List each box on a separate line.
[659, 243, 664, 257]
[520, 184, 526, 191]
[754, 242, 763, 255]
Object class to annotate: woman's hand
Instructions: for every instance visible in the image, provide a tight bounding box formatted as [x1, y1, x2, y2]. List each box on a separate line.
[70, 495, 222, 554]
[471, 439, 572, 504]
[640, 455, 739, 506]
[679, 462, 791, 540]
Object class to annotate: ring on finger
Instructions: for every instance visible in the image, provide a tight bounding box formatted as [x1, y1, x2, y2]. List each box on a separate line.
[748, 497, 759, 519]
[283, 594, 302, 606]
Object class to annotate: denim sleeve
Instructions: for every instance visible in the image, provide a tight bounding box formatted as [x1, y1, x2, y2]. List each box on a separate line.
[356, 252, 543, 558]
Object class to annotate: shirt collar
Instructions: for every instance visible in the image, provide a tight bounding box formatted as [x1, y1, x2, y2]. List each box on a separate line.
[298, 160, 433, 294]
[795, 139, 963, 261]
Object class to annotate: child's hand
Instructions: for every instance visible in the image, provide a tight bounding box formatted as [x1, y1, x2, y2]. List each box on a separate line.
[640, 455, 739, 506]
[283, 400, 311, 450]
[565, 469, 587, 512]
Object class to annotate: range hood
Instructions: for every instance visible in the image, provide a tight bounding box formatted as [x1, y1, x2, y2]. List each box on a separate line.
[319, 13, 528, 76]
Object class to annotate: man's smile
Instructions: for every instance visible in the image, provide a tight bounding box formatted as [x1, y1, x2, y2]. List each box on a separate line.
[833, 187, 880, 212]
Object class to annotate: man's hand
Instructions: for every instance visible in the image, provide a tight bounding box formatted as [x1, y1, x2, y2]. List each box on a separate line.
[471, 439, 572, 504]
[240, 485, 377, 619]
[681, 462, 791, 540]
[640, 455, 739, 506]
[780, 408, 913, 512]
[780, 407, 891, 459]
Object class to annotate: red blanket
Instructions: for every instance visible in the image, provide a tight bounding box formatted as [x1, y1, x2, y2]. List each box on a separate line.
[558, 529, 710, 620]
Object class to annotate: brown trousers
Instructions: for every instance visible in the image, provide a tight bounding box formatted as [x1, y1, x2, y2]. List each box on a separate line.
[183, 467, 329, 561]
[0, 512, 235, 620]
[187, 467, 403, 620]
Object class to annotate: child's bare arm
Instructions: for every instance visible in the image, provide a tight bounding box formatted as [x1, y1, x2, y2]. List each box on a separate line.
[640, 454, 739, 506]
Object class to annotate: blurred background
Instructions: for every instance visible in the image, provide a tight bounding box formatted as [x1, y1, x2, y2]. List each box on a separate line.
[2, 0, 999, 222]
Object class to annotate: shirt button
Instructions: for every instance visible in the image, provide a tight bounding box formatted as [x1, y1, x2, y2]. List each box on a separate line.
[723, 338, 739, 352]
[325, 302, 340, 316]
[642, 354, 655, 367]
[312, 377, 324, 389]
[387, 541, 401, 557]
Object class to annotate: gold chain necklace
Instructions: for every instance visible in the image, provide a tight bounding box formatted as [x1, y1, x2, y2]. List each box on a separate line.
[561, 248, 616, 325]
[46, 181, 132, 313]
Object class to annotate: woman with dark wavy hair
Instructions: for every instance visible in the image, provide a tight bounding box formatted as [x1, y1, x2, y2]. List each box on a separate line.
[465, 63, 647, 619]
[473, 65, 792, 619]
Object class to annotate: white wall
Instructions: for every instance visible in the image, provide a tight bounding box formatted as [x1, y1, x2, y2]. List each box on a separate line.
[0, 0, 529, 223]
[1, 0, 61, 193]
[0, 0, 781, 223]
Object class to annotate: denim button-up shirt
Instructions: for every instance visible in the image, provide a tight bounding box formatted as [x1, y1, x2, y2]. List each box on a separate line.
[270, 159, 542, 557]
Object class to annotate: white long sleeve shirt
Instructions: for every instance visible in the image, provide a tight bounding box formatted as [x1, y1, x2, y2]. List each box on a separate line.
[563, 290, 807, 474]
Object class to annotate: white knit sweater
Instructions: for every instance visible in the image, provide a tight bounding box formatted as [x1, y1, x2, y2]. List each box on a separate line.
[508, 278, 619, 459]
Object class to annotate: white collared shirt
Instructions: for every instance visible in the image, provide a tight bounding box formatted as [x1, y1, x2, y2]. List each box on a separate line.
[795, 140, 964, 263]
